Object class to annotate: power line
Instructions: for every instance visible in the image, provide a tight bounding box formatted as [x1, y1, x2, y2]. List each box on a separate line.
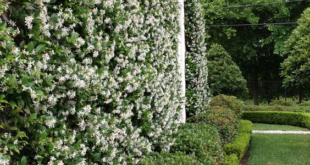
[206, 22, 299, 27]
[205, 0, 308, 10]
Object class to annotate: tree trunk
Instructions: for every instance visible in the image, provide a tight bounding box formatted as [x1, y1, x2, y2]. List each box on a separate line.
[253, 80, 259, 105]
[299, 88, 302, 104]
[253, 60, 259, 105]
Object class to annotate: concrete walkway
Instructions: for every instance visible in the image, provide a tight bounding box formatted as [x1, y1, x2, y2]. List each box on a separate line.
[253, 130, 310, 134]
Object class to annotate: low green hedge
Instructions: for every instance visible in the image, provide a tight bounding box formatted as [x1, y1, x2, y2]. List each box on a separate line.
[223, 120, 252, 164]
[243, 105, 310, 113]
[224, 133, 251, 160]
[171, 123, 224, 164]
[223, 154, 239, 165]
[238, 120, 253, 134]
[141, 152, 203, 165]
[242, 111, 310, 128]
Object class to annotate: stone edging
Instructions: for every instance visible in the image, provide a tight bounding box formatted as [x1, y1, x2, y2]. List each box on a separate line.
[252, 130, 310, 134]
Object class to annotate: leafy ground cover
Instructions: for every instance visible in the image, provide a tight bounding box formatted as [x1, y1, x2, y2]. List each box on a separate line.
[248, 134, 310, 165]
[253, 123, 309, 131]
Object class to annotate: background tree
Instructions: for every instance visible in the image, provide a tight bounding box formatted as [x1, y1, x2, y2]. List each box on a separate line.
[207, 44, 247, 96]
[201, 0, 310, 104]
[281, 8, 310, 103]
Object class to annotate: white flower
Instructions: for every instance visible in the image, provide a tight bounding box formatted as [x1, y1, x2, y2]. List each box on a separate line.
[93, 51, 99, 57]
[83, 105, 91, 115]
[25, 15, 34, 29]
[0, 158, 9, 165]
[46, 118, 56, 128]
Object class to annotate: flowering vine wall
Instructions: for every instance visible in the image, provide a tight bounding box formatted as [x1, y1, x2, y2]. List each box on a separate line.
[0, 0, 182, 164]
[185, 0, 210, 116]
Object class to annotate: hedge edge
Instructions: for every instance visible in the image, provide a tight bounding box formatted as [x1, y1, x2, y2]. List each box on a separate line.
[223, 120, 252, 165]
[242, 111, 310, 128]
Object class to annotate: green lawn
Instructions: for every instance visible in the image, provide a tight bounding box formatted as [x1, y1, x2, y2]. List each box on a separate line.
[248, 134, 310, 165]
[253, 123, 309, 131]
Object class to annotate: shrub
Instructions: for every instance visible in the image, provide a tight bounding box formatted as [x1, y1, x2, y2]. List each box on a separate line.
[223, 154, 239, 165]
[0, 1, 182, 164]
[185, 0, 210, 117]
[243, 105, 310, 113]
[141, 152, 202, 165]
[269, 100, 295, 106]
[210, 95, 244, 116]
[242, 111, 310, 128]
[238, 120, 253, 134]
[300, 101, 310, 107]
[224, 133, 251, 160]
[207, 44, 248, 96]
[187, 107, 238, 145]
[171, 123, 224, 164]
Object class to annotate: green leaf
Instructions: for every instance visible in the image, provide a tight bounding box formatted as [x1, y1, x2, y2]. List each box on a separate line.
[20, 156, 27, 165]
[9, 101, 16, 109]
[19, 41, 25, 48]
[35, 44, 46, 54]
[16, 131, 27, 139]
[8, 75, 16, 86]
[21, 77, 28, 85]
[48, 143, 54, 153]
[9, 127, 18, 131]
[27, 42, 35, 52]
[0, 95, 8, 104]
[28, 113, 37, 122]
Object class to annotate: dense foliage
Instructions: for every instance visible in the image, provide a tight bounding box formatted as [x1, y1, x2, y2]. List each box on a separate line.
[141, 152, 202, 165]
[185, 0, 210, 116]
[0, 0, 183, 164]
[223, 154, 239, 165]
[188, 107, 238, 145]
[207, 44, 247, 95]
[281, 8, 310, 89]
[171, 123, 224, 164]
[210, 94, 244, 117]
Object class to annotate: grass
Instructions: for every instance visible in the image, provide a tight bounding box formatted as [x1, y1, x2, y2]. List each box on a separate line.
[253, 123, 309, 131]
[248, 134, 310, 165]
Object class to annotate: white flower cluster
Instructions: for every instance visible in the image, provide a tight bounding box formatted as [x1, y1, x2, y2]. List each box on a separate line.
[185, 0, 210, 115]
[0, 0, 182, 164]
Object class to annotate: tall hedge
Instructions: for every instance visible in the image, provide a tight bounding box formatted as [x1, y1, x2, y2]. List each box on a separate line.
[0, 1, 182, 164]
[185, 0, 210, 116]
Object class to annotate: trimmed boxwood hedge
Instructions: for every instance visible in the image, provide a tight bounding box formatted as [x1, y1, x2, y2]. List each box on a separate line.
[238, 120, 253, 134]
[224, 133, 251, 160]
[171, 123, 224, 165]
[243, 105, 310, 113]
[223, 154, 239, 165]
[242, 111, 310, 128]
[223, 120, 252, 165]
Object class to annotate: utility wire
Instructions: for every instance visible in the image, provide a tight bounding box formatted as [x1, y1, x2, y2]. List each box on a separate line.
[206, 22, 299, 27]
[205, 0, 308, 10]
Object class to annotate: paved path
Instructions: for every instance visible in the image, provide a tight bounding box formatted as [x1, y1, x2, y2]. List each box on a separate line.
[253, 130, 310, 134]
